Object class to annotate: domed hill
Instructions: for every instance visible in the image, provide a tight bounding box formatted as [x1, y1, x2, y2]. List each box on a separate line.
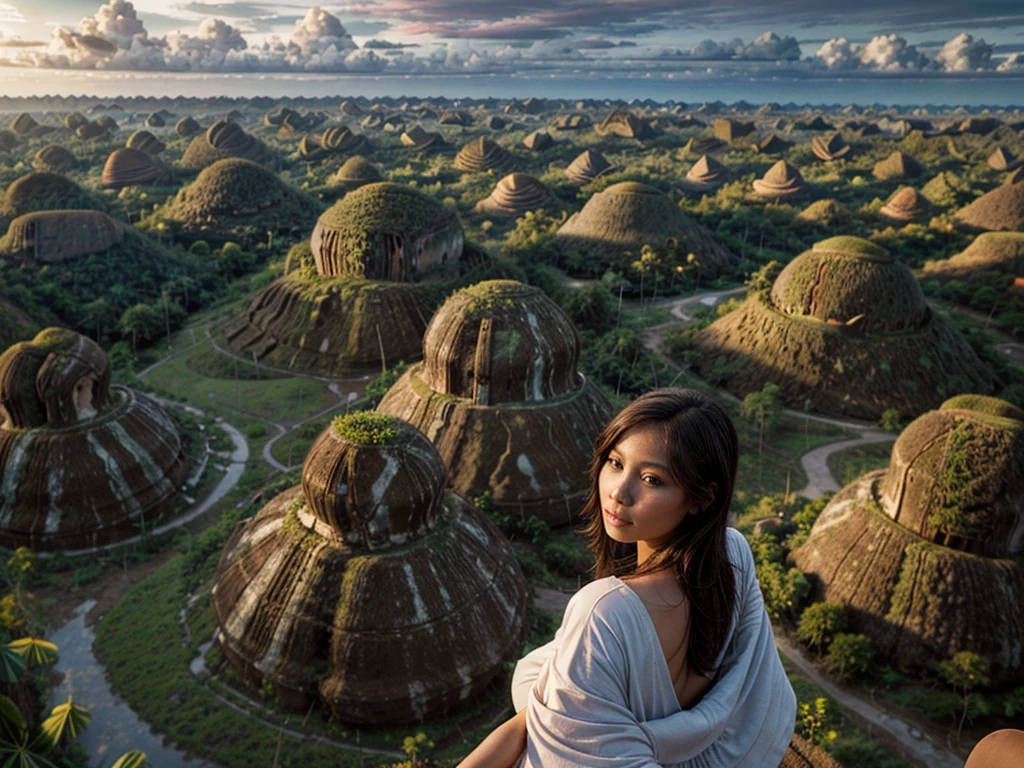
[0, 296, 39, 351]
[752, 160, 806, 200]
[453, 137, 513, 173]
[0, 328, 189, 551]
[181, 118, 274, 170]
[224, 183, 465, 376]
[549, 114, 590, 132]
[486, 115, 507, 130]
[339, 99, 363, 116]
[873, 151, 924, 181]
[439, 109, 473, 126]
[75, 121, 109, 141]
[95, 115, 118, 133]
[689, 236, 996, 421]
[556, 182, 738, 276]
[522, 129, 552, 151]
[125, 130, 166, 156]
[9, 113, 53, 138]
[879, 187, 929, 223]
[0, 130, 20, 152]
[211, 412, 527, 722]
[919, 232, 1024, 283]
[0, 210, 125, 265]
[682, 154, 729, 193]
[988, 147, 1016, 171]
[564, 149, 613, 185]
[328, 155, 382, 193]
[176, 116, 201, 137]
[792, 396, 1024, 685]
[63, 113, 87, 131]
[377, 280, 614, 526]
[595, 109, 657, 139]
[680, 136, 728, 156]
[101, 148, 166, 189]
[145, 112, 166, 128]
[794, 199, 851, 226]
[955, 182, 1024, 232]
[156, 159, 323, 243]
[320, 125, 370, 154]
[474, 173, 554, 218]
[810, 133, 852, 162]
[400, 125, 447, 151]
[31, 145, 76, 174]
[0, 172, 105, 221]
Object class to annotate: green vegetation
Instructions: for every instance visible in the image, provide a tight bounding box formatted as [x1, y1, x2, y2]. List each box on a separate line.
[827, 442, 894, 487]
[332, 411, 398, 445]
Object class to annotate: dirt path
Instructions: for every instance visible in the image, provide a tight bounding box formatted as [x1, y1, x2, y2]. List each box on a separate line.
[795, 431, 895, 500]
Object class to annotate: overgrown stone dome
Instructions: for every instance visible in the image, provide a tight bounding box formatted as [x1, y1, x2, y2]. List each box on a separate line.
[101, 148, 164, 188]
[377, 280, 614, 526]
[873, 150, 924, 181]
[310, 182, 463, 279]
[125, 129, 166, 156]
[474, 173, 553, 218]
[32, 145, 76, 173]
[955, 182, 1024, 232]
[0, 328, 188, 551]
[181, 118, 272, 170]
[328, 156, 382, 190]
[454, 136, 513, 173]
[564, 149, 612, 184]
[421, 280, 582, 404]
[176, 116, 201, 137]
[1, 172, 104, 220]
[0, 210, 125, 265]
[555, 181, 737, 276]
[792, 396, 1024, 684]
[878, 397, 1024, 556]
[211, 415, 527, 723]
[769, 237, 928, 334]
[683, 154, 729, 192]
[752, 160, 806, 198]
[920, 232, 1024, 282]
[879, 187, 928, 222]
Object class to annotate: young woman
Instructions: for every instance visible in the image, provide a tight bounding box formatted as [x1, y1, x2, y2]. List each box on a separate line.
[459, 388, 795, 768]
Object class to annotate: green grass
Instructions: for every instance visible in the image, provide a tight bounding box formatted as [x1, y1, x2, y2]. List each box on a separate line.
[269, 412, 336, 467]
[827, 442, 896, 487]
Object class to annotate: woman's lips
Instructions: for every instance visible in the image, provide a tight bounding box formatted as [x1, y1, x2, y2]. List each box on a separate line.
[604, 509, 632, 527]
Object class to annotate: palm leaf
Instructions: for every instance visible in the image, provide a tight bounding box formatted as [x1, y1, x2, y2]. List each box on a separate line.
[6, 640, 57, 669]
[110, 750, 149, 768]
[0, 747, 59, 768]
[0, 696, 27, 747]
[0, 648, 26, 685]
[32, 697, 90, 754]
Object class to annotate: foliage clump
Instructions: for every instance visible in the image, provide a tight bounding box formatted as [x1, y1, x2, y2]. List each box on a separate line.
[332, 411, 398, 445]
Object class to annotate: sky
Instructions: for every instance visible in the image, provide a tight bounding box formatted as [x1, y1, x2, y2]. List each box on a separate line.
[0, 0, 1022, 74]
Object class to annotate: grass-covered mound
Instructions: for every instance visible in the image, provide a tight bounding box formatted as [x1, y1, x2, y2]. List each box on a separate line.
[0, 171, 105, 221]
[181, 118, 275, 170]
[689, 236, 996, 420]
[155, 158, 324, 243]
[31, 144, 76, 173]
[475, 173, 554, 218]
[919, 232, 1024, 282]
[792, 397, 1024, 685]
[555, 181, 738, 277]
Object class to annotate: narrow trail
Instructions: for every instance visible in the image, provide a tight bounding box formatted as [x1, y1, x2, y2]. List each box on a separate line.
[795, 431, 895, 500]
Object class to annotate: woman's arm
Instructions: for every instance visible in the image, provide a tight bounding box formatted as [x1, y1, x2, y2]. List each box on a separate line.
[456, 708, 526, 768]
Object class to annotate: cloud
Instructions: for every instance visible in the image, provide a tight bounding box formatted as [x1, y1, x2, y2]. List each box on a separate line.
[288, 6, 356, 56]
[997, 52, 1024, 71]
[688, 38, 743, 60]
[933, 32, 993, 71]
[362, 38, 418, 49]
[740, 31, 800, 60]
[0, 3, 25, 24]
[816, 33, 929, 71]
[575, 36, 615, 49]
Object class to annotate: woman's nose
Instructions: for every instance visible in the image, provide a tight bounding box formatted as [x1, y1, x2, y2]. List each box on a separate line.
[609, 479, 631, 505]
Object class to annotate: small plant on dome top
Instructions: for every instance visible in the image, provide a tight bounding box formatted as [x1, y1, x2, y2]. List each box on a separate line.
[332, 411, 398, 445]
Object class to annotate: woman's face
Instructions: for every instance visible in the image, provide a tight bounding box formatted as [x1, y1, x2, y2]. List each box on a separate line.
[598, 422, 695, 550]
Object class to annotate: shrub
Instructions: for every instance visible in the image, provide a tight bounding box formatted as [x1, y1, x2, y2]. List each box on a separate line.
[245, 422, 267, 439]
[796, 602, 845, 654]
[878, 408, 903, 433]
[796, 697, 838, 747]
[757, 561, 810, 620]
[826, 633, 874, 681]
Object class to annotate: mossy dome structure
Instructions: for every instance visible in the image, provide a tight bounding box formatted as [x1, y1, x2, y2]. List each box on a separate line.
[0, 210, 125, 265]
[555, 181, 738, 276]
[225, 183, 465, 375]
[0, 172, 104, 221]
[453, 137, 513, 173]
[920, 232, 1024, 282]
[752, 160, 806, 199]
[682, 154, 730, 192]
[211, 412, 527, 723]
[955, 182, 1024, 232]
[879, 187, 929, 223]
[101, 148, 165, 188]
[328, 156, 382, 192]
[564, 149, 613, 184]
[176, 116, 201, 137]
[691, 236, 996, 420]
[156, 159, 323, 243]
[377, 280, 614, 526]
[0, 328, 188, 551]
[873, 151, 924, 181]
[125, 130, 166, 157]
[792, 396, 1024, 684]
[31, 145, 76, 174]
[181, 118, 273, 170]
[474, 173, 553, 218]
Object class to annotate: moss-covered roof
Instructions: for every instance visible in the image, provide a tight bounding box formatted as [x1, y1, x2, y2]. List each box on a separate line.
[0, 172, 104, 220]
[315, 181, 457, 243]
[31, 145, 76, 173]
[940, 394, 1024, 422]
[331, 411, 399, 445]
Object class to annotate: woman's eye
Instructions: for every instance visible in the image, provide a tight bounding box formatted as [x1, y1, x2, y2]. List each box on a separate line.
[606, 456, 622, 469]
[642, 474, 662, 486]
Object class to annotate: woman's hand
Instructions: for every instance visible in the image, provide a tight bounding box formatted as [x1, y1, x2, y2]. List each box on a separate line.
[456, 708, 527, 768]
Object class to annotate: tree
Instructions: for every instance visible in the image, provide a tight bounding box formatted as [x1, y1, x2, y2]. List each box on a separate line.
[119, 303, 163, 354]
[878, 408, 903, 433]
[565, 284, 615, 334]
[825, 633, 874, 681]
[796, 603, 845, 654]
[740, 383, 782, 457]
[80, 298, 119, 343]
[939, 651, 991, 742]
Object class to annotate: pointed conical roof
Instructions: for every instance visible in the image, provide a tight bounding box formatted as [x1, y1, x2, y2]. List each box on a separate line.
[792, 396, 1024, 684]
[377, 280, 615, 525]
[556, 182, 737, 275]
[212, 412, 527, 722]
[523, 129, 552, 151]
[475, 173, 553, 218]
[752, 133, 790, 154]
[564, 149, 613, 184]
[176, 116, 201, 137]
[596, 109, 656, 139]
[454, 136, 513, 173]
[400, 125, 447, 150]
[880, 186, 929, 222]
[101, 148, 163, 188]
[125, 129, 166, 156]
[956, 182, 1024, 232]
[1006, 166, 1024, 186]
[810, 133, 851, 161]
[873, 150, 924, 180]
[680, 136, 727, 156]
[683, 154, 729, 191]
[752, 160, 806, 198]
[31, 145, 76, 174]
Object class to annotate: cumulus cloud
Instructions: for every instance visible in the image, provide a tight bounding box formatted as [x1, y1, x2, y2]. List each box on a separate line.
[362, 38, 418, 49]
[933, 32, 993, 71]
[997, 52, 1024, 72]
[815, 33, 929, 71]
[740, 31, 800, 60]
[688, 38, 743, 60]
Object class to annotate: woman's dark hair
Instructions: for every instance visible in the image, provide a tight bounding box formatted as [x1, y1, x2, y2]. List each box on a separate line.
[582, 387, 738, 677]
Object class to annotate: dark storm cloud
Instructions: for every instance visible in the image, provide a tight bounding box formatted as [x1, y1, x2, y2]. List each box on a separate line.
[347, 0, 1024, 41]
